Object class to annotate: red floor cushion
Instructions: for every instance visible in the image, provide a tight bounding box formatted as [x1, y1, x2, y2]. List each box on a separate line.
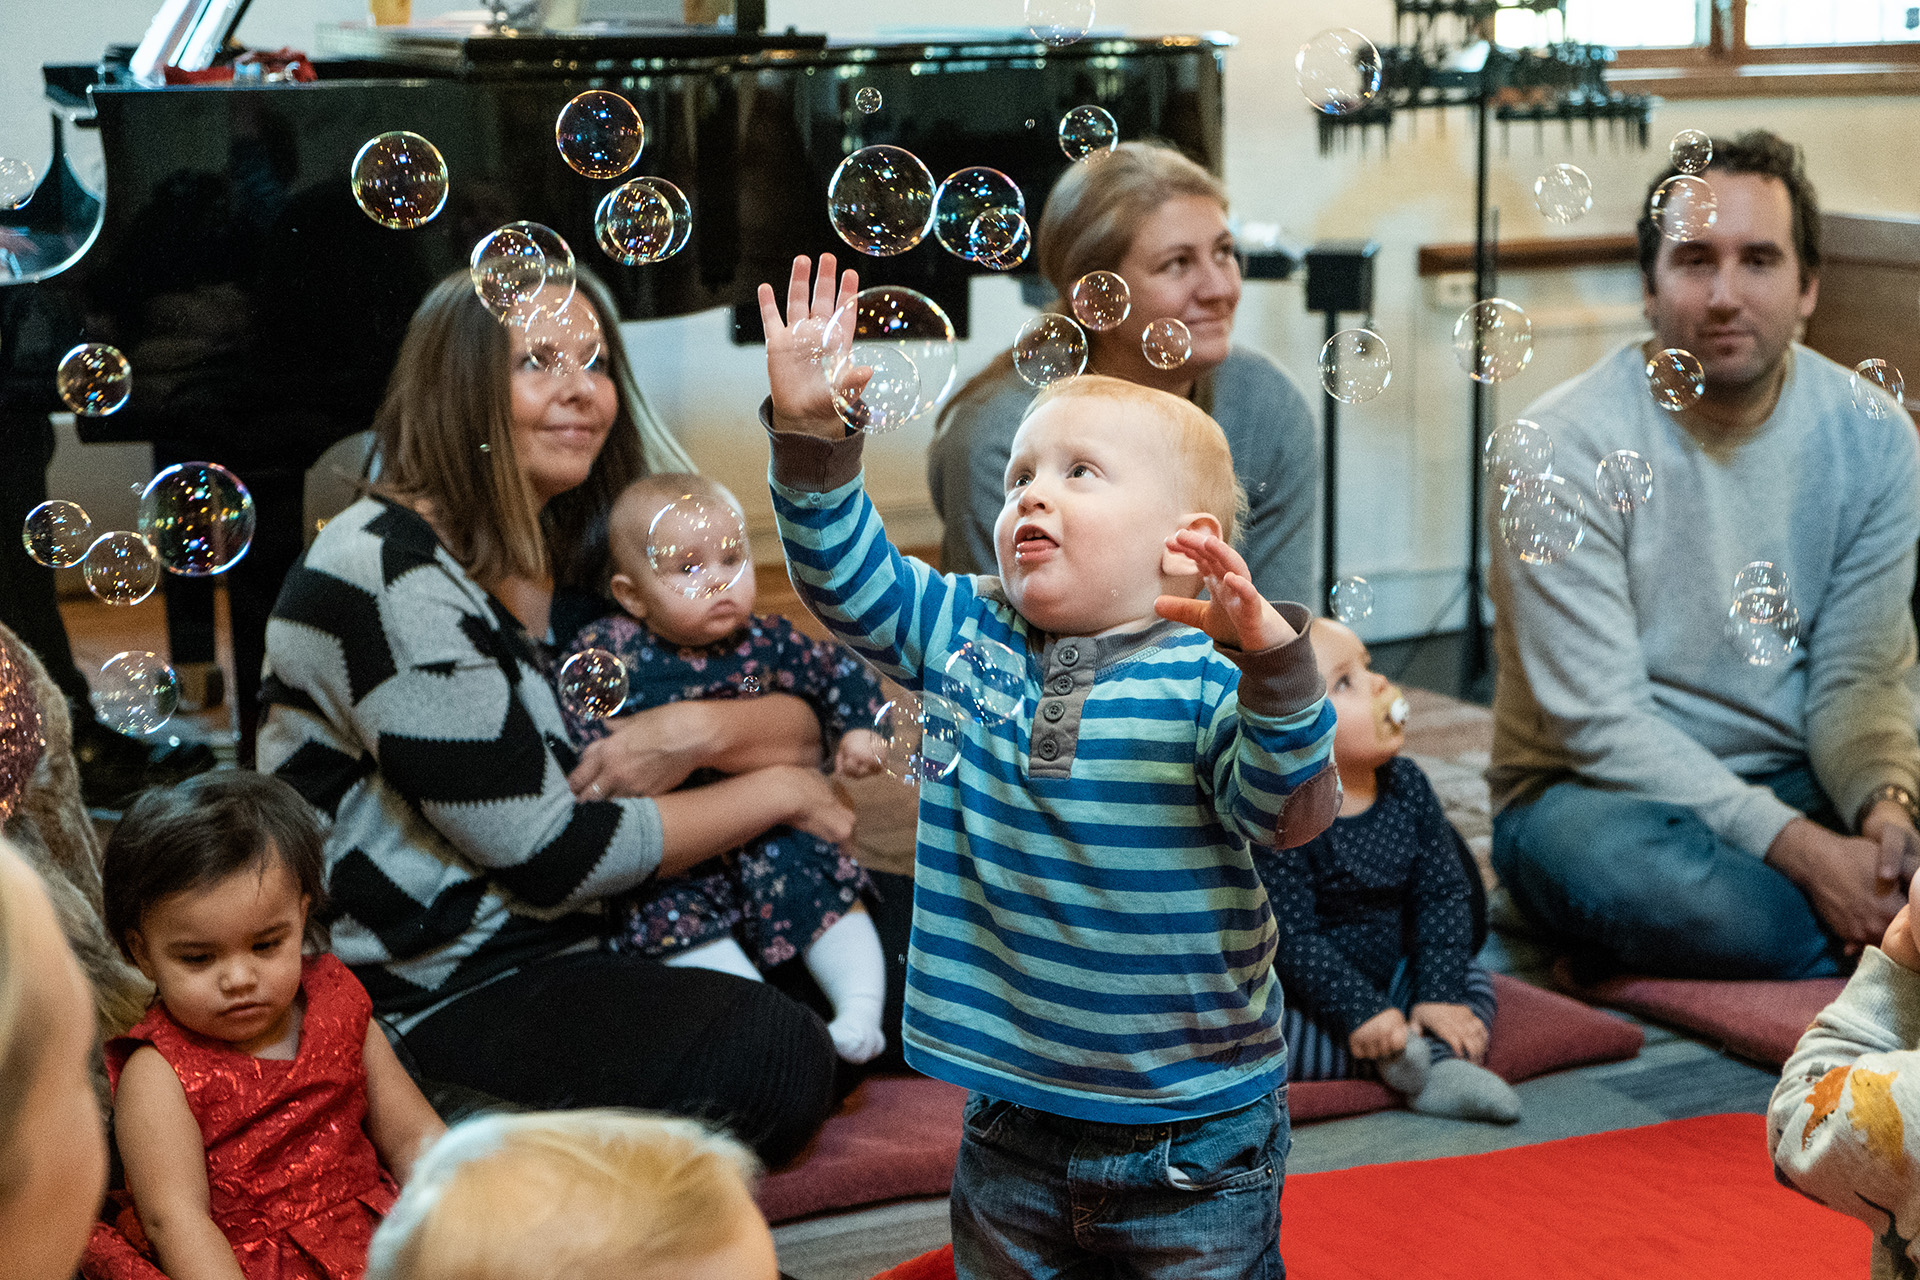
[869, 1114, 1868, 1280]
[762, 975, 1642, 1222]
[1571, 974, 1846, 1068]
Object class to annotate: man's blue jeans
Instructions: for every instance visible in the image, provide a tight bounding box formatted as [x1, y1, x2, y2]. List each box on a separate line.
[1491, 764, 1843, 979]
[949, 1087, 1289, 1279]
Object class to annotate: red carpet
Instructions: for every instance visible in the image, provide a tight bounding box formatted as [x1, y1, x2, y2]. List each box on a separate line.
[870, 1115, 1868, 1280]
[1571, 975, 1845, 1068]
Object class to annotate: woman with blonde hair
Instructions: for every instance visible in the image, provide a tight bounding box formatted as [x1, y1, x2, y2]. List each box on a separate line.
[258, 271, 846, 1166]
[365, 1109, 777, 1280]
[928, 141, 1319, 604]
[0, 837, 110, 1280]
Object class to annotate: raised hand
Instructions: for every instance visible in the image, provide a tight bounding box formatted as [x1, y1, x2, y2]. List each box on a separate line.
[1153, 529, 1299, 651]
[756, 253, 864, 437]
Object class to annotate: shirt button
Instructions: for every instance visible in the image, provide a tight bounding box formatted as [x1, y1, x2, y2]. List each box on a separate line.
[1058, 645, 1079, 666]
[1042, 701, 1065, 722]
[1051, 675, 1074, 695]
[1038, 737, 1059, 760]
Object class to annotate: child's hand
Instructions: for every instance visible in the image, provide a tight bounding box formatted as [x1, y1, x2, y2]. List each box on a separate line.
[834, 729, 887, 779]
[1883, 901, 1920, 972]
[1410, 1001, 1489, 1064]
[756, 254, 867, 437]
[770, 763, 858, 846]
[1154, 530, 1299, 651]
[1347, 1007, 1410, 1060]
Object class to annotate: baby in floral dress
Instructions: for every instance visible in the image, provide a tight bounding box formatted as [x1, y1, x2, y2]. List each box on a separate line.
[561, 474, 892, 1063]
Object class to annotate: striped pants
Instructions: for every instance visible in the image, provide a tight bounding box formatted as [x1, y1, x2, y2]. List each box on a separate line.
[1282, 959, 1498, 1083]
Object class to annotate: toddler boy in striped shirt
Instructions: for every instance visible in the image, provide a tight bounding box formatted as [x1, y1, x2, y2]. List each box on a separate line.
[759, 256, 1338, 1280]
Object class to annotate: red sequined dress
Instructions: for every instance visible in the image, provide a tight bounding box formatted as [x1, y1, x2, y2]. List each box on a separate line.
[82, 954, 400, 1280]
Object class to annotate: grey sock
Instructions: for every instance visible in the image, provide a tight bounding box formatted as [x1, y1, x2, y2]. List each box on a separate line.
[1374, 1034, 1432, 1096]
[1410, 1057, 1523, 1124]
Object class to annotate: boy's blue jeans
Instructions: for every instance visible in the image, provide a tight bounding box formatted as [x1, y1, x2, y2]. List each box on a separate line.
[1491, 763, 1843, 980]
[949, 1086, 1289, 1280]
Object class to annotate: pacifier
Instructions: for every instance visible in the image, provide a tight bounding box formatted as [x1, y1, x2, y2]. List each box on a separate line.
[1386, 691, 1409, 729]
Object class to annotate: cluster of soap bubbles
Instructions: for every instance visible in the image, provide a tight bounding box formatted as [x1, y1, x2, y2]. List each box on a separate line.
[350, 131, 449, 230]
[1852, 358, 1906, 419]
[1482, 420, 1583, 565]
[1453, 299, 1533, 384]
[871, 693, 968, 786]
[820, 286, 960, 431]
[0, 158, 36, 210]
[1319, 328, 1392, 405]
[646, 495, 749, 598]
[558, 648, 630, 721]
[1533, 164, 1593, 225]
[1330, 575, 1373, 624]
[1726, 562, 1798, 667]
[96, 651, 180, 736]
[56, 343, 132, 417]
[1024, 0, 1095, 47]
[933, 168, 1025, 263]
[596, 176, 691, 266]
[940, 637, 1026, 726]
[1013, 314, 1089, 389]
[1295, 28, 1382, 115]
[1646, 348, 1706, 412]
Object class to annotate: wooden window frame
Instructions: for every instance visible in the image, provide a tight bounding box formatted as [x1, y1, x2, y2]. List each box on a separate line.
[1604, 0, 1920, 97]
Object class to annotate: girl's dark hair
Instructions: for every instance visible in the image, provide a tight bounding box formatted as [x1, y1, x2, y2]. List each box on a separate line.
[102, 771, 330, 957]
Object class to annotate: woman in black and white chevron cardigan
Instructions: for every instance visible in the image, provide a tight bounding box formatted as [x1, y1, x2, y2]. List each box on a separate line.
[258, 272, 847, 1165]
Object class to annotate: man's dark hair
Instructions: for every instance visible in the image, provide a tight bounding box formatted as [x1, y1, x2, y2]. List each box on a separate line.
[103, 771, 330, 958]
[1636, 129, 1821, 291]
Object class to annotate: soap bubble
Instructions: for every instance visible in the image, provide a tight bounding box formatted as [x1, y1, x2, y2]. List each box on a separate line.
[933, 167, 1024, 262]
[349, 131, 448, 230]
[1726, 588, 1799, 667]
[82, 532, 160, 606]
[22, 500, 92, 568]
[1482, 418, 1553, 486]
[518, 292, 604, 378]
[1734, 560, 1790, 597]
[498, 222, 578, 317]
[822, 286, 958, 432]
[1650, 175, 1717, 241]
[1296, 28, 1383, 115]
[1596, 450, 1653, 514]
[1070, 271, 1131, 331]
[1058, 105, 1119, 162]
[56, 343, 132, 416]
[0, 158, 35, 210]
[828, 145, 936, 257]
[471, 226, 550, 318]
[1142, 317, 1193, 371]
[940, 636, 1026, 726]
[555, 90, 644, 179]
[138, 462, 255, 576]
[1330, 575, 1373, 624]
[1319, 328, 1392, 404]
[1852, 358, 1905, 419]
[1533, 163, 1593, 225]
[1452, 298, 1533, 384]
[1669, 129, 1712, 175]
[1012, 314, 1088, 389]
[1025, 0, 1094, 47]
[872, 693, 968, 785]
[558, 648, 629, 721]
[632, 177, 693, 258]
[973, 211, 1032, 270]
[1496, 473, 1585, 565]
[95, 651, 179, 736]
[1646, 347, 1705, 411]
[855, 86, 883, 114]
[594, 180, 675, 265]
[647, 494, 748, 600]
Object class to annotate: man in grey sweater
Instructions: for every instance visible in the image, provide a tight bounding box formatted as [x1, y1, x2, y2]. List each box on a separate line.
[1489, 130, 1920, 980]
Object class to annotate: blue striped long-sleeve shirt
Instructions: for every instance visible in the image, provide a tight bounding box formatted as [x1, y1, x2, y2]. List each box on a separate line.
[768, 418, 1338, 1123]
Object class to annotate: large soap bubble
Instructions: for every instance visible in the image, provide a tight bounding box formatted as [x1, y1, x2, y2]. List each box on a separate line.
[1727, 587, 1799, 667]
[855, 86, 883, 114]
[1650, 175, 1717, 241]
[828, 145, 936, 257]
[1669, 129, 1712, 175]
[138, 462, 256, 576]
[1596, 450, 1654, 514]
[1482, 419, 1553, 486]
[1452, 299, 1533, 384]
[822, 286, 958, 432]
[82, 532, 161, 606]
[1852, 358, 1905, 420]
[871, 693, 968, 786]
[56, 343, 132, 416]
[594, 180, 674, 265]
[1058, 106, 1119, 162]
[95, 651, 179, 736]
[1646, 348, 1705, 411]
[972, 210, 1032, 271]
[22, 500, 92, 568]
[519, 292, 605, 378]
[350, 132, 447, 230]
[933, 167, 1024, 262]
[1496, 473, 1585, 566]
[940, 637, 1026, 726]
[1533, 164, 1593, 225]
[1320, 328, 1392, 404]
[555, 90, 644, 179]
[1141, 317, 1192, 371]
[1070, 271, 1131, 331]
[1296, 28, 1383, 115]
[646, 495, 749, 600]
[1330, 575, 1373, 624]
[1013, 314, 1088, 389]
[559, 648, 629, 721]
[1025, 0, 1095, 47]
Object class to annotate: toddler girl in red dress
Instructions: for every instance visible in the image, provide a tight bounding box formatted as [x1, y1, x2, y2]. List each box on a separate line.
[84, 772, 445, 1280]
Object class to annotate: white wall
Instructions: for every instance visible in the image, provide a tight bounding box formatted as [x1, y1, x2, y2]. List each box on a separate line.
[7, 1, 1919, 635]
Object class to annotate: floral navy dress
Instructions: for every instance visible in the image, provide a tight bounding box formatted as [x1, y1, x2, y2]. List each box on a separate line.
[561, 611, 884, 969]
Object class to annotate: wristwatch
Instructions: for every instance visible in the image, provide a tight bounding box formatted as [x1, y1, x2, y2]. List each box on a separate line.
[1860, 783, 1920, 830]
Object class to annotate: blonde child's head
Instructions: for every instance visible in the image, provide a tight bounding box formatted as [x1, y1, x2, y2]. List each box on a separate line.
[1308, 617, 1408, 776]
[102, 772, 327, 1056]
[365, 1109, 777, 1280]
[606, 473, 758, 647]
[992, 374, 1248, 636]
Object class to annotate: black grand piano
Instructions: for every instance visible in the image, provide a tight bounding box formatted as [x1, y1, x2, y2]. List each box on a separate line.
[0, 14, 1232, 757]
